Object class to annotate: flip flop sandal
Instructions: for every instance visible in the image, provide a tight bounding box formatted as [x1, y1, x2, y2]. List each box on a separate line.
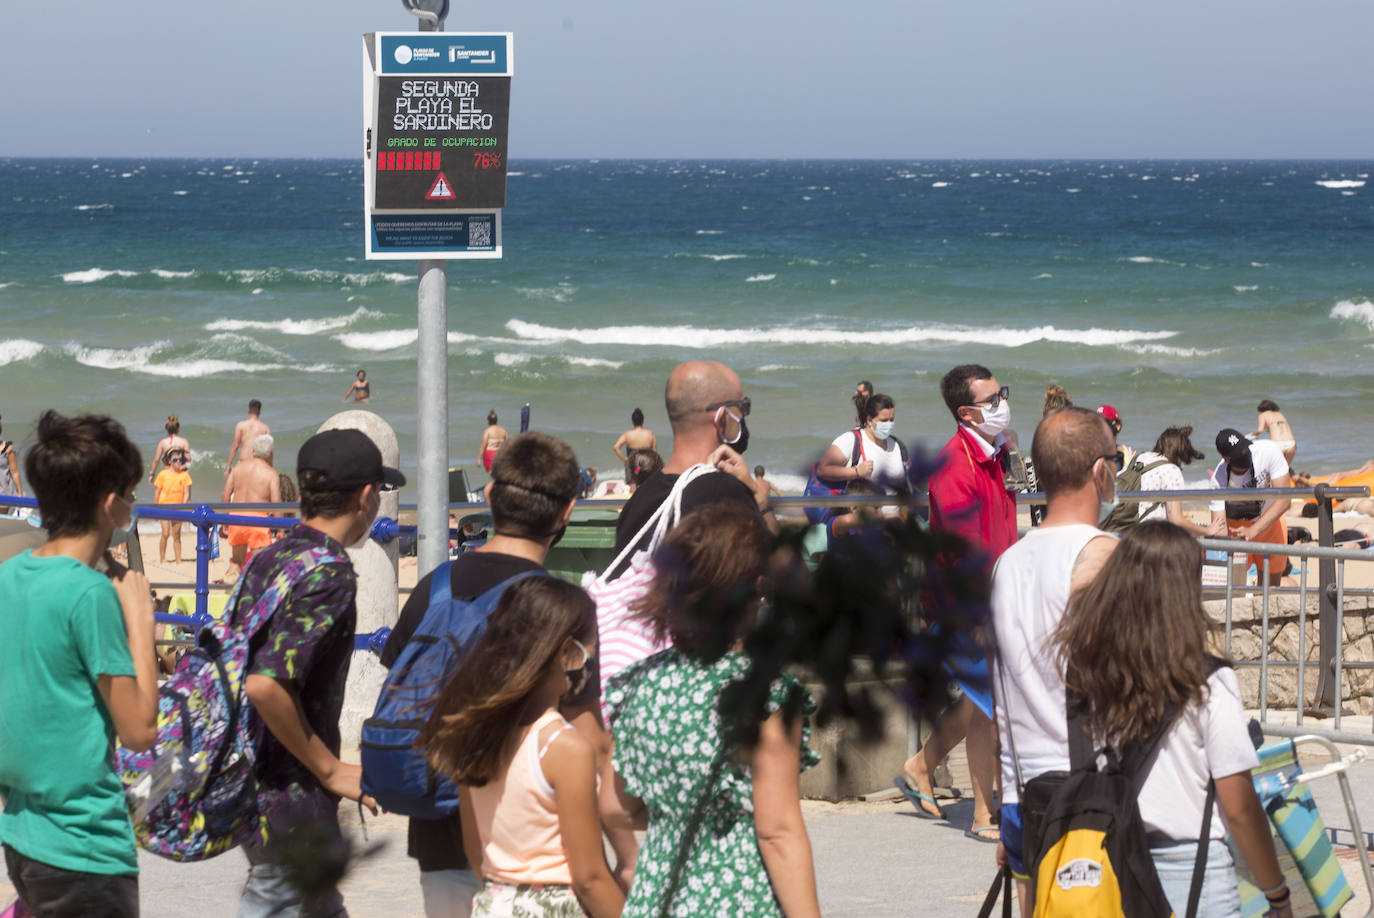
[893, 776, 945, 820]
[964, 825, 1001, 844]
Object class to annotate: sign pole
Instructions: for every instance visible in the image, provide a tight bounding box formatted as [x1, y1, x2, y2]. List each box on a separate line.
[364, 9, 511, 576]
[414, 1, 449, 579]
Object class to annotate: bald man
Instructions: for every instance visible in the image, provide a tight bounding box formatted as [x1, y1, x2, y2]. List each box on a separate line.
[990, 407, 1119, 913]
[609, 360, 774, 579]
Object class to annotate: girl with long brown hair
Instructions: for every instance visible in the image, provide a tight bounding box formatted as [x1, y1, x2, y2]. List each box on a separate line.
[419, 577, 623, 918]
[1053, 520, 1291, 917]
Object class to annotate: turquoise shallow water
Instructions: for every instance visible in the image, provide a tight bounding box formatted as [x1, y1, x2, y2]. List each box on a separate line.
[1, 158, 1371, 496]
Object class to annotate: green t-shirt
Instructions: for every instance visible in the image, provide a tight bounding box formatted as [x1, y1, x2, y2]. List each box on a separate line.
[0, 550, 137, 875]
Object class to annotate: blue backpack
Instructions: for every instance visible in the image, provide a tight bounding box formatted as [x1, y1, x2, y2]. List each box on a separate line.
[360, 565, 543, 818]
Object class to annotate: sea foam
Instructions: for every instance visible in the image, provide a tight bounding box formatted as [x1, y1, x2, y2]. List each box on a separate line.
[333, 329, 479, 351]
[0, 339, 44, 366]
[1316, 180, 1365, 189]
[61, 268, 138, 283]
[505, 319, 1176, 349]
[1123, 256, 1183, 266]
[745, 274, 776, 282]
[206, 306, 382, 336]
[1331, 300, 1374, 331]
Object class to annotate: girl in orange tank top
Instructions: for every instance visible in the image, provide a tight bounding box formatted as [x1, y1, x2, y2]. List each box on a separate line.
[419, 577, 625, 918]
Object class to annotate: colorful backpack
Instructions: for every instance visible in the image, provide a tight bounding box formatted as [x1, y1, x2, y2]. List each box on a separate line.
[116, 542, 347, 861]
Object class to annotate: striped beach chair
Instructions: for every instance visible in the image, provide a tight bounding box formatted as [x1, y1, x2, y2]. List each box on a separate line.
[1231, 736, 1372, 918]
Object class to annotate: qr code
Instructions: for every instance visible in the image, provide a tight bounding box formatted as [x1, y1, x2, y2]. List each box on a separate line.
[468, 219, 493, 248]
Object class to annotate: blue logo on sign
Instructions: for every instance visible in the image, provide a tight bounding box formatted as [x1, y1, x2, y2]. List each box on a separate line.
[380, 34, 510, 75]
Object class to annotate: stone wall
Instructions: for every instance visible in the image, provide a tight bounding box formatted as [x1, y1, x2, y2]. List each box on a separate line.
[1207, 592, 1374, 716]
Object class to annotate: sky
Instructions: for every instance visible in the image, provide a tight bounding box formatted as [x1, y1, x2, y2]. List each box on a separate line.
[3, 0, 1371, 159]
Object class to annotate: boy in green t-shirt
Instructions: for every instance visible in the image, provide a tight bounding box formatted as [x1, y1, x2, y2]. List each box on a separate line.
[0, 411, 158, 918]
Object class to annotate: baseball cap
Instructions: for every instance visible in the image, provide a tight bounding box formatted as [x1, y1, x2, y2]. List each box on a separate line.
[1096, 405, 1121, 423]
[298, 429, 405, 491]
[1215, 428, 1253, 464]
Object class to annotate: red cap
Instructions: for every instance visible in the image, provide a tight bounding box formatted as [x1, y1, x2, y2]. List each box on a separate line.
[1096, 405, 1121, 423]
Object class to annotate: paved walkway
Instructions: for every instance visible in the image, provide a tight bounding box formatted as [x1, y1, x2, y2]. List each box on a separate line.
[7, 751, 1374, 917]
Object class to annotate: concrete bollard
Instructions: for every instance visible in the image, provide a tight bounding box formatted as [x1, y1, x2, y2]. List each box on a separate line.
[318, 410, 401, 759]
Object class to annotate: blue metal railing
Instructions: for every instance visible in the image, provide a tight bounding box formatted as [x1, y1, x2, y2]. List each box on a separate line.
[0, 496, 411, 635]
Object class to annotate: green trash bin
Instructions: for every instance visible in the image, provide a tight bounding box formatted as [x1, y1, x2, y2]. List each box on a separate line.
[544, 511, 621, 585]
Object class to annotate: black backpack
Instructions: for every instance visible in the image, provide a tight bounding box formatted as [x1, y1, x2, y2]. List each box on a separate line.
[1100, 458, 1172, 533]
[1010, 685, 1220, 918]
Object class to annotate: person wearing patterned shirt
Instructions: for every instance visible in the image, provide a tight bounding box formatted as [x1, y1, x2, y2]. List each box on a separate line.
[236, 428, 403, 918]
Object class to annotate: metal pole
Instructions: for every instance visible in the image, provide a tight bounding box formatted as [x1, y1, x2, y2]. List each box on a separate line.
[414, 2, 451, 579]
[1314, 483, 1338, 711]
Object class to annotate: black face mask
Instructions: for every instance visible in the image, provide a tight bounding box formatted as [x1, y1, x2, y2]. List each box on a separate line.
[720, 416, 750, 455]
[547, 524, 568, 548]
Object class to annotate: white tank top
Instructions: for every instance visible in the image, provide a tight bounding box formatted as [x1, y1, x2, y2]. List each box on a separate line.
[991, 523, 1111, 804]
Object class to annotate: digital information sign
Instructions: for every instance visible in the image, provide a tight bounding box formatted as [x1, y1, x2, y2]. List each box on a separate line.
[362, 32, 512, 259]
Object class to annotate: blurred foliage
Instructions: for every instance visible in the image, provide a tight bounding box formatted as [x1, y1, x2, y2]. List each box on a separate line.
[718, 444, 992, 748]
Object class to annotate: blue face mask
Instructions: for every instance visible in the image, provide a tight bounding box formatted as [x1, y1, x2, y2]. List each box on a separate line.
[874, 420, 895, 440]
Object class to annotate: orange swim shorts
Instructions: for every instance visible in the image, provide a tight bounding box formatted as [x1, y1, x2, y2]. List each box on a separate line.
[1228, 516, 1288, 575]
[227, 524, 272, 550]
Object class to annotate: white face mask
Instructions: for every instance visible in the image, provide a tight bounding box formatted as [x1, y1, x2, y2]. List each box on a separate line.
[873, 420, 895, 440]
[971, 399, 1011, 438]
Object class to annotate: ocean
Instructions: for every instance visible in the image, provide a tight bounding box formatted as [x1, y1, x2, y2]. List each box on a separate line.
[0, 158, 1371, 498]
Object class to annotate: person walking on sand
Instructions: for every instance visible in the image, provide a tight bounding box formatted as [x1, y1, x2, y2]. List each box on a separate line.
[1251, 399, 1296, 465]
[612, 407, 657, 483]
[0, 415, 24, 515]
[343, 369, 371, 403]
[896, 365, 1014, 843]
[221, 434, 280, 582]
[224, 399, 269, 479]
[479, 411, 508, 473]
[991, 406, 1120, 914]
[148, 414, 190, 485]
[153, 450, 192, 564]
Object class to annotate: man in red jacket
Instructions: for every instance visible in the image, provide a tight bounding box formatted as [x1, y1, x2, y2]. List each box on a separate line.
[896, 364, 1017, 844]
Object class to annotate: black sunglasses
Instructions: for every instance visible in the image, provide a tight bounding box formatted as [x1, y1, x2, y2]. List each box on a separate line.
[970, 386, 1011, 410]
[703, 397, 751, 417]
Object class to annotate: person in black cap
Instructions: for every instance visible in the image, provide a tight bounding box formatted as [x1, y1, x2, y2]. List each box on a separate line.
[236, 427, 403, 916]
[1207, 427, 1292, 587]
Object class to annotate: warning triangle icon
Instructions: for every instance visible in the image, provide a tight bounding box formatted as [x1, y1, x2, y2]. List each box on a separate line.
[426, 173, 455, 200]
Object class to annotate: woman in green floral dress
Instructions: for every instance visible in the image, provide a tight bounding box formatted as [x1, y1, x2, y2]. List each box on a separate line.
[602, 503, 823, 918]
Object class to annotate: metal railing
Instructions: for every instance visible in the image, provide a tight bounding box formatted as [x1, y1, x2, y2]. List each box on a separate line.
[3, 482, 1371, 741]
